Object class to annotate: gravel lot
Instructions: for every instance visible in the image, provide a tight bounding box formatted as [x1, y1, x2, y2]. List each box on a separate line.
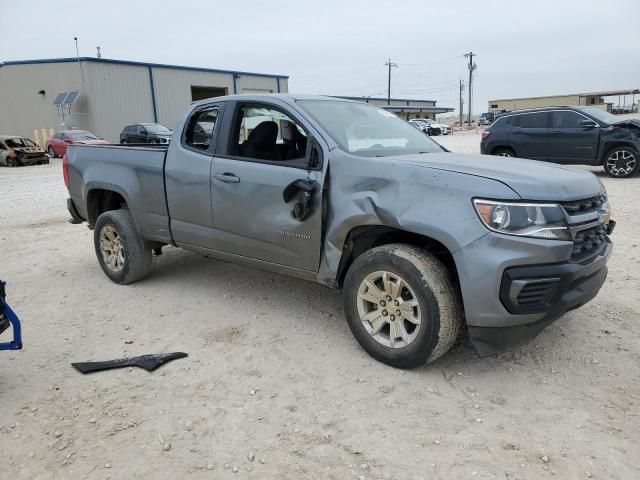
[1, 134, 639, 479]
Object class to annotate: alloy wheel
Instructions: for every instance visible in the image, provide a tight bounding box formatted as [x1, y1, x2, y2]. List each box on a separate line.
[356, 271, 422, 348]
[99, 225, 125, 272]
[606, 149, 637, 177]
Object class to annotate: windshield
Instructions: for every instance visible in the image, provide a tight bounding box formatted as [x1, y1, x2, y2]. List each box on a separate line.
[578, 107, 621, 125]
[297, 100, 444, 157]
[144, 124, 172, 134]
[5, 138, 28, 148]
[70, 131, 98, 141]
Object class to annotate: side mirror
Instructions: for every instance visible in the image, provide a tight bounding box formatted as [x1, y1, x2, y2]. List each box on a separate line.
[579, 119, 597, 128]
[283, 179, 316, 221]
[64, 138, 71, 143]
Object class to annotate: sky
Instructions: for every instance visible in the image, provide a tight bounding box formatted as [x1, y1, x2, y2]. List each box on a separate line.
[1, 0, 638, 116]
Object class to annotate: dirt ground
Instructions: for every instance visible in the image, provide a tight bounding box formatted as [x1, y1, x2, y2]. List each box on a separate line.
[1, 134, 639, 480]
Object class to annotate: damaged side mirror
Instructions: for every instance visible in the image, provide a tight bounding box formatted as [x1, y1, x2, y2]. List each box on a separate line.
[283, 179, 316, 222]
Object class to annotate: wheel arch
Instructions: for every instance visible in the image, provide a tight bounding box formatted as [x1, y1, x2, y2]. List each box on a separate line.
[598, 141, 639, 164]
[86, 187, 130, 226]
[335, 225, 460, 290]
[490, 145, 517, 156]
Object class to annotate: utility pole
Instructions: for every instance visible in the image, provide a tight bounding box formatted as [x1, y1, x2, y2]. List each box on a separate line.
[459, 79, 465, 126]
[385, 59, 398, 105]
[464, 52, 476, 126]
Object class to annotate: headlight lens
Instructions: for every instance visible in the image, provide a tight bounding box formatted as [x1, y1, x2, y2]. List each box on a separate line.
[473, 199, 571, 241]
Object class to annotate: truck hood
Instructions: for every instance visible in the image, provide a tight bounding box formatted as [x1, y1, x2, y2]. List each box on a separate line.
[392, 153, 603, 201]
[613, 118, 640, 130]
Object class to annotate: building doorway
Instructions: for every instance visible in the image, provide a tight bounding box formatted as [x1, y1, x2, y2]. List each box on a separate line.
[191, 86, 228, 101]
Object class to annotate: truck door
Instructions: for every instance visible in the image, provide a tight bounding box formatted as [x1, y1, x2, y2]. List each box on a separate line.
[164, 103, 223, 248]
[509, 111, 549, 160]
[210, 101, 324, 272]
[548, 110, 599, 163]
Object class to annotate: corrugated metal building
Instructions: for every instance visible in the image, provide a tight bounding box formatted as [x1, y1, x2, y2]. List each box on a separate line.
[0, 57, 289, 142]
[336, 96, 454, 120]
[488, 89, 639, 113]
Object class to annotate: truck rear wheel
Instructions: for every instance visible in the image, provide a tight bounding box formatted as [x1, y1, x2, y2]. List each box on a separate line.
[94, 209, 153, 284]
[343, 244, 462, 369]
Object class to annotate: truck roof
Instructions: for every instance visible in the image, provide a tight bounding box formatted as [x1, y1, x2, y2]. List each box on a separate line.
[190, 93, 358, 108]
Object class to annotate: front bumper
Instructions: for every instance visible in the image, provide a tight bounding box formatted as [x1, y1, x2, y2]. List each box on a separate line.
[454, 231, 612, 356]
[19, 154, 49, 165]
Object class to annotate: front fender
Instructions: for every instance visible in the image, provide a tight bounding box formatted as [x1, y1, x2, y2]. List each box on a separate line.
[317, 150, 520, 285]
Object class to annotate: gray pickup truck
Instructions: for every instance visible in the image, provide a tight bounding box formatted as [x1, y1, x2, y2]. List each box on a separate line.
[64, 94, 614, 368]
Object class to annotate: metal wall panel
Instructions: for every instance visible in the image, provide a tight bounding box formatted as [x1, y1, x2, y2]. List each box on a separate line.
[151, 67, 234, 130]
[83, 62, 155, 142]
[0, 60, 288, 143]
[0, 62, 87, 140]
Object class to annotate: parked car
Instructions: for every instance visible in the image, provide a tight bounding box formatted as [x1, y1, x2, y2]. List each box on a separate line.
[480, 106, 640, 178]
[430, 121, 450, 135]
[408, 119, 441, 135]
[120, 123, 173, 144]
[478, 112, 495, 125]
[64, 94, 613, 369]
[0, 135, 49, 167]
[46, 130, 108, 158]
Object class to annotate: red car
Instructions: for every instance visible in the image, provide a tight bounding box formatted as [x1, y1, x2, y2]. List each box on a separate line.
[45, 130, 108, 158]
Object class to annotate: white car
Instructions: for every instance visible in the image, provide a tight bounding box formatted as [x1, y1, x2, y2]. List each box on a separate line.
[408, 119, 442, 136]
[430, 122, 450, 135]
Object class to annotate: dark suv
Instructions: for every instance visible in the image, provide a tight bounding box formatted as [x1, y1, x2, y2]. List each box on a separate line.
[120, 123, 173, 144]
[480, 106, 640, 178]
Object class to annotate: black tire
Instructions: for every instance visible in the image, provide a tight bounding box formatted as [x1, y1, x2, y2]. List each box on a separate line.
[343, 244, 462, 369]
[47, 146, 56, 158]
[603, 146, 639, 178]
[120, 139, 127, 144]
[492, 148, 515, 157]
[94, 209, 153, 284]
[6, 157, 17, 167]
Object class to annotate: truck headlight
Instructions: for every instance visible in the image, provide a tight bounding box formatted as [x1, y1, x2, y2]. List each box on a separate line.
[473, 199, 571, 241]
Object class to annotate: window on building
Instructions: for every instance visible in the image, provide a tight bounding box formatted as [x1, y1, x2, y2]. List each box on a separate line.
[491, 104, 498, 108]
[184, 107, 218, 150]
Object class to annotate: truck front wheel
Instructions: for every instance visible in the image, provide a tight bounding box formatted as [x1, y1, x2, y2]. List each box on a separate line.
[94, 209, 153, 284]
[343, 244, 462, 369]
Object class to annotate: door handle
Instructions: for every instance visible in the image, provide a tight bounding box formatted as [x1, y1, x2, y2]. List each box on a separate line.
[214, 172, 240, 183]
[551, 130, 562, 135]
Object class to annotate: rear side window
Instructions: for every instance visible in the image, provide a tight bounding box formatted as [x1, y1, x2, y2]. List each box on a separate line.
[552, 111, 584, 129]
[517, 112, 547, 128]
[184, 107, 218, 151]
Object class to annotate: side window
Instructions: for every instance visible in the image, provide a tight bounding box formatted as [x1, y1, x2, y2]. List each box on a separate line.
[232, 104, 308, 164]
[136, 126, 146, 135]
[518, 112, 547, 128]
[552, 111, 584, 129]
[62, 133, 70, 141]
[184, 107, 218, 150]
[54, 132, 62, 140]
[0, 141, 6, 150]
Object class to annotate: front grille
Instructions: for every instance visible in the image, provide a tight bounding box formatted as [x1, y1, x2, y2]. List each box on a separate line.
[516, 280, 559, 308]
[561, 194, 607, 215]
[572, 224, 607, 261]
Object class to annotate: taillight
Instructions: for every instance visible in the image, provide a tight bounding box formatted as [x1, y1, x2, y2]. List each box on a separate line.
[63, 154, 69, 189]
[481, 131, 491, 140]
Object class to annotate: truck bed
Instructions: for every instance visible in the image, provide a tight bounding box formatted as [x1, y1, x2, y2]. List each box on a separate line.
[66, 143, 172, 244]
